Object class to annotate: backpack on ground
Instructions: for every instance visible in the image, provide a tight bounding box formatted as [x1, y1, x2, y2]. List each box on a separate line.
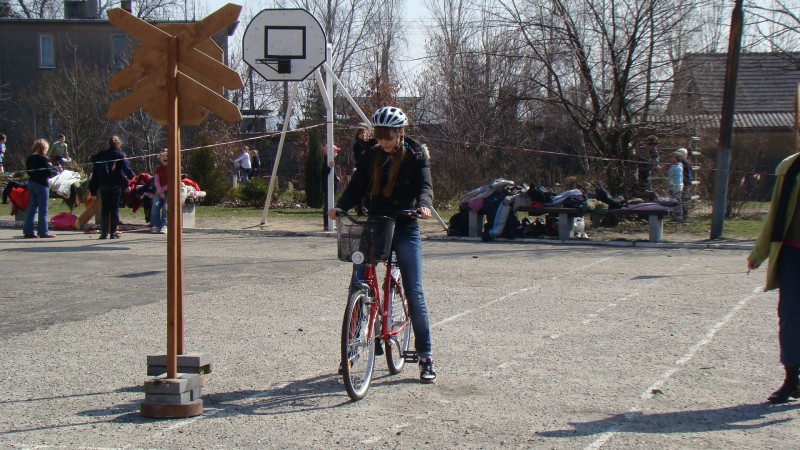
[447, 210, 470, 236]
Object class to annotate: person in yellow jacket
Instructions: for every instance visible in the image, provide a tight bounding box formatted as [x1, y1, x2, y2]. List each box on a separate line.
[748, 151, 800, 403]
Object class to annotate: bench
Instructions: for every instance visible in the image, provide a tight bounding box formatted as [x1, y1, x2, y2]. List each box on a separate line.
[182, 197, 201, 228]
[603, 208, 672, 243]
[468, 205, 672, 243]
[468, 207, 584, 241]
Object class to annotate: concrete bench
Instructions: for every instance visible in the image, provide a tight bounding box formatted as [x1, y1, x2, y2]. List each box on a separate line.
[468, 207, 584, 241]
[468, 205, 673, 242]
[182, 198, 201, 228]
[604, 208, 672, 243]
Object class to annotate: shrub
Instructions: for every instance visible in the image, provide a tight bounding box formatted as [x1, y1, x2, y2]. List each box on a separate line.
[233, 177, 269, 207]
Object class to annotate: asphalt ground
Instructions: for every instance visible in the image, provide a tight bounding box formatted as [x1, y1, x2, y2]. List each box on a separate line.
[0, 227, 797, 449]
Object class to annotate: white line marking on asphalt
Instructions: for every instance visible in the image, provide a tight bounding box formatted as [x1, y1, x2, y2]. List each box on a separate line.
[585, 288, 762, 449]
[434, 288, 530, 326]
[641, 292, 755, 399]
[585, 428, 620, 449]
[580, 294, 637, 326]
[435, 257, 612, 327]
[361, 435, 382, 444]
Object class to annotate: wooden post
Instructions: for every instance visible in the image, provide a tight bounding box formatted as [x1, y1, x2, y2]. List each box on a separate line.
[166, 35, 180, 380]
[710, 0, 743, 240]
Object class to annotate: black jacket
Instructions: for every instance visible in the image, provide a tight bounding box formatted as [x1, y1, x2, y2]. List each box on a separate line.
[89, 148, 135, 195]
[352, 137, 377, 163]
[26, 154, 57, 187]
[336, 137, 433, 227]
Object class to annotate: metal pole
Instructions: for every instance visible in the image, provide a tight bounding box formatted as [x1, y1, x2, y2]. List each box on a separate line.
[710, 0, 744, 239]
[323, 62, 372, 126]
[325, 43, 335, 231]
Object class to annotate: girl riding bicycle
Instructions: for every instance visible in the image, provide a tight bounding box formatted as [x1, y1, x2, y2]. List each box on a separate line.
[328, 106, 436, 384]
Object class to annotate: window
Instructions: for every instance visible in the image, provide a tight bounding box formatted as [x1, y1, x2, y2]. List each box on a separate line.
[112, 35, 127, 69]
[39, 34, 55, 68]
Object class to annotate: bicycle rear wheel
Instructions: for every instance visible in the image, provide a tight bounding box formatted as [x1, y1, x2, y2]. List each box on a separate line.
[385, 266, 411, 374]
[341, 288, 376, 401]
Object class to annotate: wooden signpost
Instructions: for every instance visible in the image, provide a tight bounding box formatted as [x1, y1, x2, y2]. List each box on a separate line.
[107, 4, 243, 418]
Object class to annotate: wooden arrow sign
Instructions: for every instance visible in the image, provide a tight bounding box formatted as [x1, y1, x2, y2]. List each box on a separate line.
[107, 6, 243, 125]
[105, 5, 244, 397]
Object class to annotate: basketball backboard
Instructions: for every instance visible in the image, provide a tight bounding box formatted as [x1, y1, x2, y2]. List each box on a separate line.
[243, 9, 327, 82]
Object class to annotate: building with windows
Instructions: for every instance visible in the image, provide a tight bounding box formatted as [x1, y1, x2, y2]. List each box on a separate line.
[657, 52, 800, 170]
[0, 0, 236, 168]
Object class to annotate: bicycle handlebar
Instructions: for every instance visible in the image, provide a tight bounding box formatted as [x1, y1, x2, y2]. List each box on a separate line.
[335, 209, 423, 221]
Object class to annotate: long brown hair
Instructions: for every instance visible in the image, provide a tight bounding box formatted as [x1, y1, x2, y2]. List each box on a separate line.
[370, 127, 406, 197]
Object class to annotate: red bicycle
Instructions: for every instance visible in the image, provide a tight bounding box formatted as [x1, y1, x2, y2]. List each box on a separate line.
[336, 211, 416, 401]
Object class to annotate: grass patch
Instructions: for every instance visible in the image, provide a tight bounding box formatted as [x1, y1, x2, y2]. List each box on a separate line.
[45, 199, 322, 224]
[42, 196, 765, 240]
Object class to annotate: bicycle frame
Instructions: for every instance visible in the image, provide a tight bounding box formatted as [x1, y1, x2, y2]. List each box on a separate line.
[362, 249, 410, 346]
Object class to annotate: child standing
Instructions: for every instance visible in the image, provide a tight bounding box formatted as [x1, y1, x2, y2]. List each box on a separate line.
[150, 151, 168, 234]
[669, 150, 685, 222]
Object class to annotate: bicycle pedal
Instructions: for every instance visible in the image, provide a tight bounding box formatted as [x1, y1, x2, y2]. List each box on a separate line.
[402, 351, 418, 363]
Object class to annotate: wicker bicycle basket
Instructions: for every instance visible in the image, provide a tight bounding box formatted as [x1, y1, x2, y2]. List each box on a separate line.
[336, 215, 396, 263]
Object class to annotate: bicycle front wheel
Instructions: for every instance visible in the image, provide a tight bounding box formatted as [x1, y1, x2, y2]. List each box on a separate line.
[341, 288, 376, 401]
[385, 266, 411, 374]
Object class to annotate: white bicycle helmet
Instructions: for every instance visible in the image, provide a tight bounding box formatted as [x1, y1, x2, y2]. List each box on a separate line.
[371, 106, 408, 128]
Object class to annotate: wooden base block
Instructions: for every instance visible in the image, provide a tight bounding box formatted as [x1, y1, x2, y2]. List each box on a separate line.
[140, 399, 203, 418]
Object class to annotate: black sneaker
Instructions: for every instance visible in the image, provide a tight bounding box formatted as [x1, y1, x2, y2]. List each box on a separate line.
[419, 357, 436, 384]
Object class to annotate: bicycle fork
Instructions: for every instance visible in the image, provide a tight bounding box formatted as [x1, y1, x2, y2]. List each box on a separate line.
[384, 265, 419, 364]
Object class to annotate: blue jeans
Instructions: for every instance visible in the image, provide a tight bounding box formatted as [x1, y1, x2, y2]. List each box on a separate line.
[778, 245, 800, 366]
[350, 225, 432, 358]
[150, 194, 168, 228]
[237, 167, 250, 183]
[23, 181, 50, 237]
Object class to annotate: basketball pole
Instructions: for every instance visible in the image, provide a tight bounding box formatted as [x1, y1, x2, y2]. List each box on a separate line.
[260, 82, 299, 225]
[324, 44, 335, 231]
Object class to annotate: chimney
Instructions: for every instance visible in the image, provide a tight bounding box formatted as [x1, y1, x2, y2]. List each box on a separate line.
[121, 0, 131, 13]
[64, 0, 99, 19]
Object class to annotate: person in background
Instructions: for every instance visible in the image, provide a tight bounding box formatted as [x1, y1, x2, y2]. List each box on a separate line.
[89, 136, 135, 239]
[23, 139, 57, 238]
[675, 147, 693, 222]
[150, 150, 168, 234]
[636, 135, 660, 194]
[49, 134, 70, 171]
[250, 148, 261, 179]
[668, 150, 684, 222]
[233, 146, 251, 183]
[351, 123, 375, 215]
[0, 133, 6, 174]
[748, 150, 800, 403]
[328, 106, 437, 384]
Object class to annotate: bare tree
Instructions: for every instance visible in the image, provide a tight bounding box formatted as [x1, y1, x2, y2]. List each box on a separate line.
[11, 0, 60, 18]
[413, 0, 558, 200]
[494, 0, 698, 195]
[20, 55, 113, 170]
[746, 0, 800, 55]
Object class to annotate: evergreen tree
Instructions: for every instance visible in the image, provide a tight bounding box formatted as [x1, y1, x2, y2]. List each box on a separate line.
[188, 132, 231, 205]
[304, 129, 324, 208]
